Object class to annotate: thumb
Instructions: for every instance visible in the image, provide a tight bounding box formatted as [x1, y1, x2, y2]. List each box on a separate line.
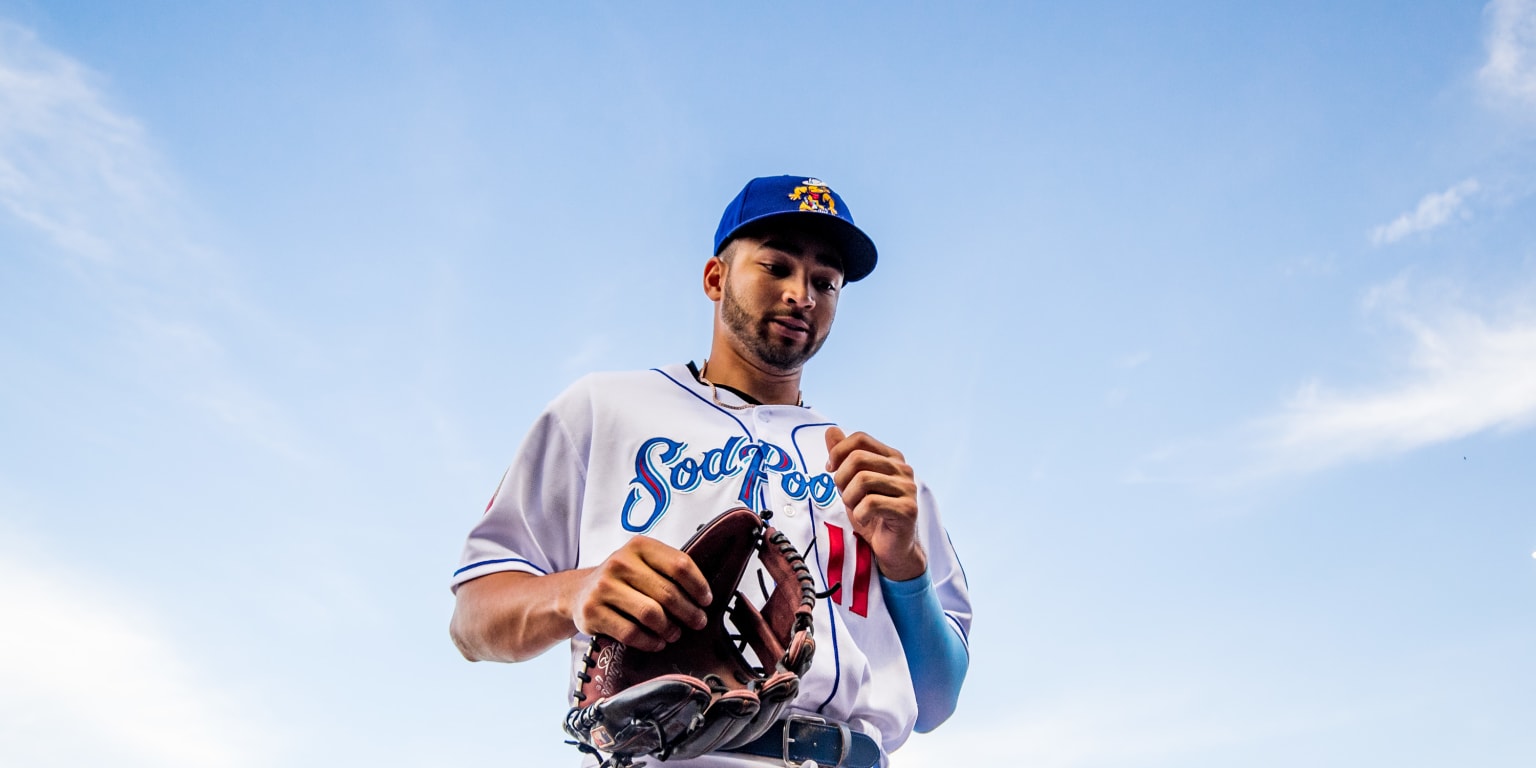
[824, 426, 846, 470]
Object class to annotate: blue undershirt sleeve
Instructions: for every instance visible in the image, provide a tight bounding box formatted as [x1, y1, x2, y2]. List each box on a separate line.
[881, 571, 969, 732]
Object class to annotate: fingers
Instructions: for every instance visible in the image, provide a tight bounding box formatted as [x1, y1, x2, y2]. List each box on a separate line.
[838, 467, 917, 520]
[824, 426, 927, 580]
[639, 539, 714, 615]
[572, 537, 713, 651]
[823, 425, 846, 467]
[825, 428, 904, 475]
[845, 491, 928, 581]
[831, 453, 911, 502]
[826, 429, 914, 511]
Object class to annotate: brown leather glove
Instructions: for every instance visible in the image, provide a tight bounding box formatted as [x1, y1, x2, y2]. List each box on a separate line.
[564, 507, 818, 767]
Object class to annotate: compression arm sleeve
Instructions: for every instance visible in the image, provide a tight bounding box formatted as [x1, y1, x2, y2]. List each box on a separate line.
[881, 571, 969, 732]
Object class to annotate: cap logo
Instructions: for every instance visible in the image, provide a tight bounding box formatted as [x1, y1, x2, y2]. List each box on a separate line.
[788, 179, 838, 215]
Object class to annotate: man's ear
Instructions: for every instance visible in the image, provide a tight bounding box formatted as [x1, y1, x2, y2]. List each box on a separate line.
[703, 255, 726, 302]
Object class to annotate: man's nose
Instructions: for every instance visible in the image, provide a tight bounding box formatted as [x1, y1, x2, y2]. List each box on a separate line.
[783, 278, 814, 309]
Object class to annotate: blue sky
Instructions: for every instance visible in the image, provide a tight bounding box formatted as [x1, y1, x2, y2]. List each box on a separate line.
[2, 2, 1534, 766]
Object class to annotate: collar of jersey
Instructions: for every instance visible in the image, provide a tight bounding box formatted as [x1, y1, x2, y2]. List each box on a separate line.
[686, 360, 763, 406]
[685, 361, 814, 409]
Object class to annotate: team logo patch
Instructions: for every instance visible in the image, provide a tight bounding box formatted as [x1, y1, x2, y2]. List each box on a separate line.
[789, 179, 838, 215]
[593, 644, 624, 697]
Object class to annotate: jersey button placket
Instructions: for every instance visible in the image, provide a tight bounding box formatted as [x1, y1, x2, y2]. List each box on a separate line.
[755, 410, 781, 519]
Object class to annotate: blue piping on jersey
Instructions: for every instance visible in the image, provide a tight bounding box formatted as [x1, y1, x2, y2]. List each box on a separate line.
[453, 557, 548, 578]
[941, 530, 971, 646]
[652, 373, 850, 711]
[653, 368, 755, 438]
[945, 612, 970, 649]
[653, 367, 770, 508]
[789, 421, 846, 715]
[945, 529, 972, 592]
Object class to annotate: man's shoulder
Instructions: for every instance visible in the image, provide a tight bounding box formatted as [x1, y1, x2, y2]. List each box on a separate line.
[570, 363, 689, 389]
[553, 364, 694, 404]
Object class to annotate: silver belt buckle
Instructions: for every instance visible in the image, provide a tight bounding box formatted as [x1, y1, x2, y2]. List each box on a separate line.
[782, 713, 851, 768]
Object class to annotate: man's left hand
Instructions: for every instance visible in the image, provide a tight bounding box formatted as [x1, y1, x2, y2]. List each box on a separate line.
[824, 426, 927, 581]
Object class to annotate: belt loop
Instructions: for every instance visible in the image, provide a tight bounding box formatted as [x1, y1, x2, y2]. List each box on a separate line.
[833, 721, 851, 768]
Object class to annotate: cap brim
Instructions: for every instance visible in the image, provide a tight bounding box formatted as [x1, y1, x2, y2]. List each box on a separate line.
[718, 211, 879, 283]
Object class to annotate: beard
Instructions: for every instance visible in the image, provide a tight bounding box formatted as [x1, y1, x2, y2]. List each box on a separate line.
[721, 279, 827, 372]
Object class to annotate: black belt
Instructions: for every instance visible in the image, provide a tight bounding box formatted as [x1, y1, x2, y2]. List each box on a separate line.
[722, 715, 882, 768]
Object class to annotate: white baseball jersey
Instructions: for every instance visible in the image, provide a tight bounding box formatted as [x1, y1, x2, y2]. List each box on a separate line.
[453, 363, 972, 765]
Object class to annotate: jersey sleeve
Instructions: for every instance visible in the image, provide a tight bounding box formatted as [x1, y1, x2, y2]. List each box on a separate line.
[917, 480, 972, 660]
[450, 382, 594, 590]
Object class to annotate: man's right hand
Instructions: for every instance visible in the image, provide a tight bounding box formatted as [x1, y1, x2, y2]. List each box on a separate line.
[565, 536, 713, 652]
[451, 536, 713, 662]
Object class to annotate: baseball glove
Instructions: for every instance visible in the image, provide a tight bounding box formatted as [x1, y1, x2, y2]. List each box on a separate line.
[564, 507, 818, 767]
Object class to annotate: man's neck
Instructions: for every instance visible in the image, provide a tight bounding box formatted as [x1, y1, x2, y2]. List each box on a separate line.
[701, 345, 803, 406]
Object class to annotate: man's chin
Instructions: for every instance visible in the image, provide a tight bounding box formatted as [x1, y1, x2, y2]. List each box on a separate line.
[743, 327, 824, 372]
[751, 345, 812, 373]
[770, 352, 820, 373]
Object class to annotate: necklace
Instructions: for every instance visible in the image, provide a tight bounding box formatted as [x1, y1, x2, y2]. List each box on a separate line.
[699, 360, 803, 409]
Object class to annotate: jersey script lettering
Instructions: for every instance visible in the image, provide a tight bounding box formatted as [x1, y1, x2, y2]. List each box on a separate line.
[621, 436, 838, 532]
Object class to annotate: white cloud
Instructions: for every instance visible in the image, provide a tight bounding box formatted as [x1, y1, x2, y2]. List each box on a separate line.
[0, 20, 318, 464]
[1118, 350, 1152, 369]
[1480, 0, 1536, 110]
[1131, 278, 1536, 483]
[1369, 179, 1480, 246]
[0, 21, 182, 267]
[1259, 295, 1536, 473]
[0, 531, 271, 766]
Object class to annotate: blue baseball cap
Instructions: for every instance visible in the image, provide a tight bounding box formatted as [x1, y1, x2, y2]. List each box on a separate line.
[713, 175, 879, 282]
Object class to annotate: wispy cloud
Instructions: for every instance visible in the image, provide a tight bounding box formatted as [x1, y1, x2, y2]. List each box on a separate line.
[1480, 0, 1536, 110]
[1369, 179, 1480, 246]
[1132, 277, 1536, 483]
[1255, 280, 1536, 473]
[0, 20, 317, 463]
[0, 21, 182, 267]
[1118, 350, 1152, 369]
[0, 530, 272, 766]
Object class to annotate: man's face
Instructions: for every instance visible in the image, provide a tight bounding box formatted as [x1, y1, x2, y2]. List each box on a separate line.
[717, 228, 844, 373]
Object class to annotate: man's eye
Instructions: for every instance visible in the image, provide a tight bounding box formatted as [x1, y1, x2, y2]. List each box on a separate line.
[817, 280, 838, 294]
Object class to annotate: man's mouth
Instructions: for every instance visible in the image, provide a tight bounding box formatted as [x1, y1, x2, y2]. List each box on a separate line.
[769, 316, 810, 338]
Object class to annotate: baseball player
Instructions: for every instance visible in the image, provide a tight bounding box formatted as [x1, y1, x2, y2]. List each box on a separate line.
[450, 175, 972, 767]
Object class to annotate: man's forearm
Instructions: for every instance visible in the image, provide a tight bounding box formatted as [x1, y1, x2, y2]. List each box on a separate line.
[882, 571, 969, 732]
[450, 569, 589, 663]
